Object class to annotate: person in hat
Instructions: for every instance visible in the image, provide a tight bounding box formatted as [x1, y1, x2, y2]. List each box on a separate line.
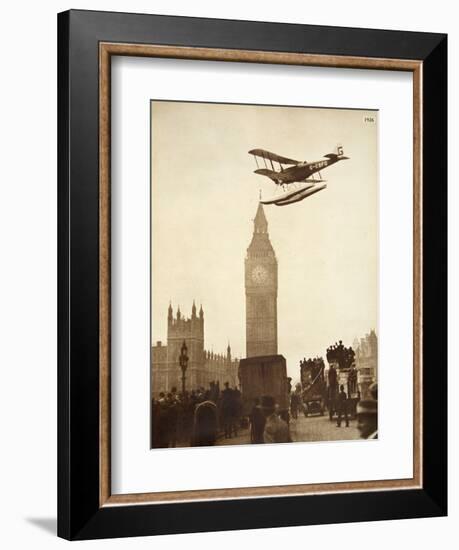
[336, 384, 349, 427]
[221, 381, 235, 438]
[261, 395, 290, 444]
[249, 397, 266, 444]
[192, 400, 218, 446]
[356, 400, 378, 439]
[369, 382, 378, 401]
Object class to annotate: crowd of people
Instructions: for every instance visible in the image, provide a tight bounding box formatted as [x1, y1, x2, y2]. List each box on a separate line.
[152, 380, 378, 448]
[151, 381, 243, 448]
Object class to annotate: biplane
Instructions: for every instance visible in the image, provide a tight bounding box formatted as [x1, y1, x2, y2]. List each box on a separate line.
[248, 145, 349, 206]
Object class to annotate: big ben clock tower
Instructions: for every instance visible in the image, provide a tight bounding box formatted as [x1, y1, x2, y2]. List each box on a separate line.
[245, 203, 278, 357]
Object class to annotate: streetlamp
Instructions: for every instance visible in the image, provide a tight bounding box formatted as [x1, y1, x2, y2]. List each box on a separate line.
[179, 340, 189, 395]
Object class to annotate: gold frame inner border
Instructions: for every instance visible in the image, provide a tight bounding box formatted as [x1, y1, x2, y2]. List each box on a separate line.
[99, 42, 423, 507]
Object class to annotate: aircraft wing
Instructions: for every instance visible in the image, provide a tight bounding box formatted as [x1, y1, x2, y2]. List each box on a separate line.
[248, 148, 300, 165]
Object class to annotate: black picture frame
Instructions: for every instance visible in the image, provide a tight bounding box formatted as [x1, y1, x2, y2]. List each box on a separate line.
[58, 9, 447, 540]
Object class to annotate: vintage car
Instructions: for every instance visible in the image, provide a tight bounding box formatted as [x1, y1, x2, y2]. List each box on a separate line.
[303, 393, 325, 416]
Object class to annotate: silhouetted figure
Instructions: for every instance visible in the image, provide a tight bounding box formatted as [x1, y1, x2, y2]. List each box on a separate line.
[221, 382, 235, 438]
[151, 399, 161, 448]
[336, 384, 349, 427]
[177, 392, 194, 445]
[155, 392, 170, 448]
[328, 364, 338, 388]
[192, 400, 218, 446]
[166, 392, 179, 447]
[232, 386, 242, 436]
[290, 391, 302, 419]
[208, 381, 220, 404]
[250, 398, 266, 444]
[327, 364, 339, 420]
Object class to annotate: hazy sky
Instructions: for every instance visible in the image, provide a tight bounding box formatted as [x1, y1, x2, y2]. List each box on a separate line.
[151, 101, 378, 379]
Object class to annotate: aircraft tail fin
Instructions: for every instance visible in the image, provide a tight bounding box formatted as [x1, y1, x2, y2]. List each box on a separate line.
[324, 144, 349, 160]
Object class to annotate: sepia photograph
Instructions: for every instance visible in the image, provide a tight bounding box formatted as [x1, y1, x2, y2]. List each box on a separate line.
[53, 8, 446, 541]
[150, 100, 378, 449]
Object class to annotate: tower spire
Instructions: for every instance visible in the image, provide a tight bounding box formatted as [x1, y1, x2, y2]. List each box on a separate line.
[247, 202, 275, 258]
[245, 203, 278, 357]
[254, 202, 268, 234]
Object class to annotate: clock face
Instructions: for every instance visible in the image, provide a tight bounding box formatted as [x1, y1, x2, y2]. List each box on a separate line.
[251, 265, 268, 284]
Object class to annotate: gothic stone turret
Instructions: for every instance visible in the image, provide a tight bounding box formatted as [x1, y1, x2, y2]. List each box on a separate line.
[167, 302, 204, 389]
[151, 303, 239, 395]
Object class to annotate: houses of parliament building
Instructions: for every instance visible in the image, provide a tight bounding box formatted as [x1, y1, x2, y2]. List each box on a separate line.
[151, 302, 239, 395]
[151, 203, 279, 396]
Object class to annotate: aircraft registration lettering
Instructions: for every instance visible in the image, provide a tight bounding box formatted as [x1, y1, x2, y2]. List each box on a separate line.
[312, 161, 327, 169]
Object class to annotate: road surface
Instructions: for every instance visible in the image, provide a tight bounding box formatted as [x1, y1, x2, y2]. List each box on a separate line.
[216, 412, 361, 446]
